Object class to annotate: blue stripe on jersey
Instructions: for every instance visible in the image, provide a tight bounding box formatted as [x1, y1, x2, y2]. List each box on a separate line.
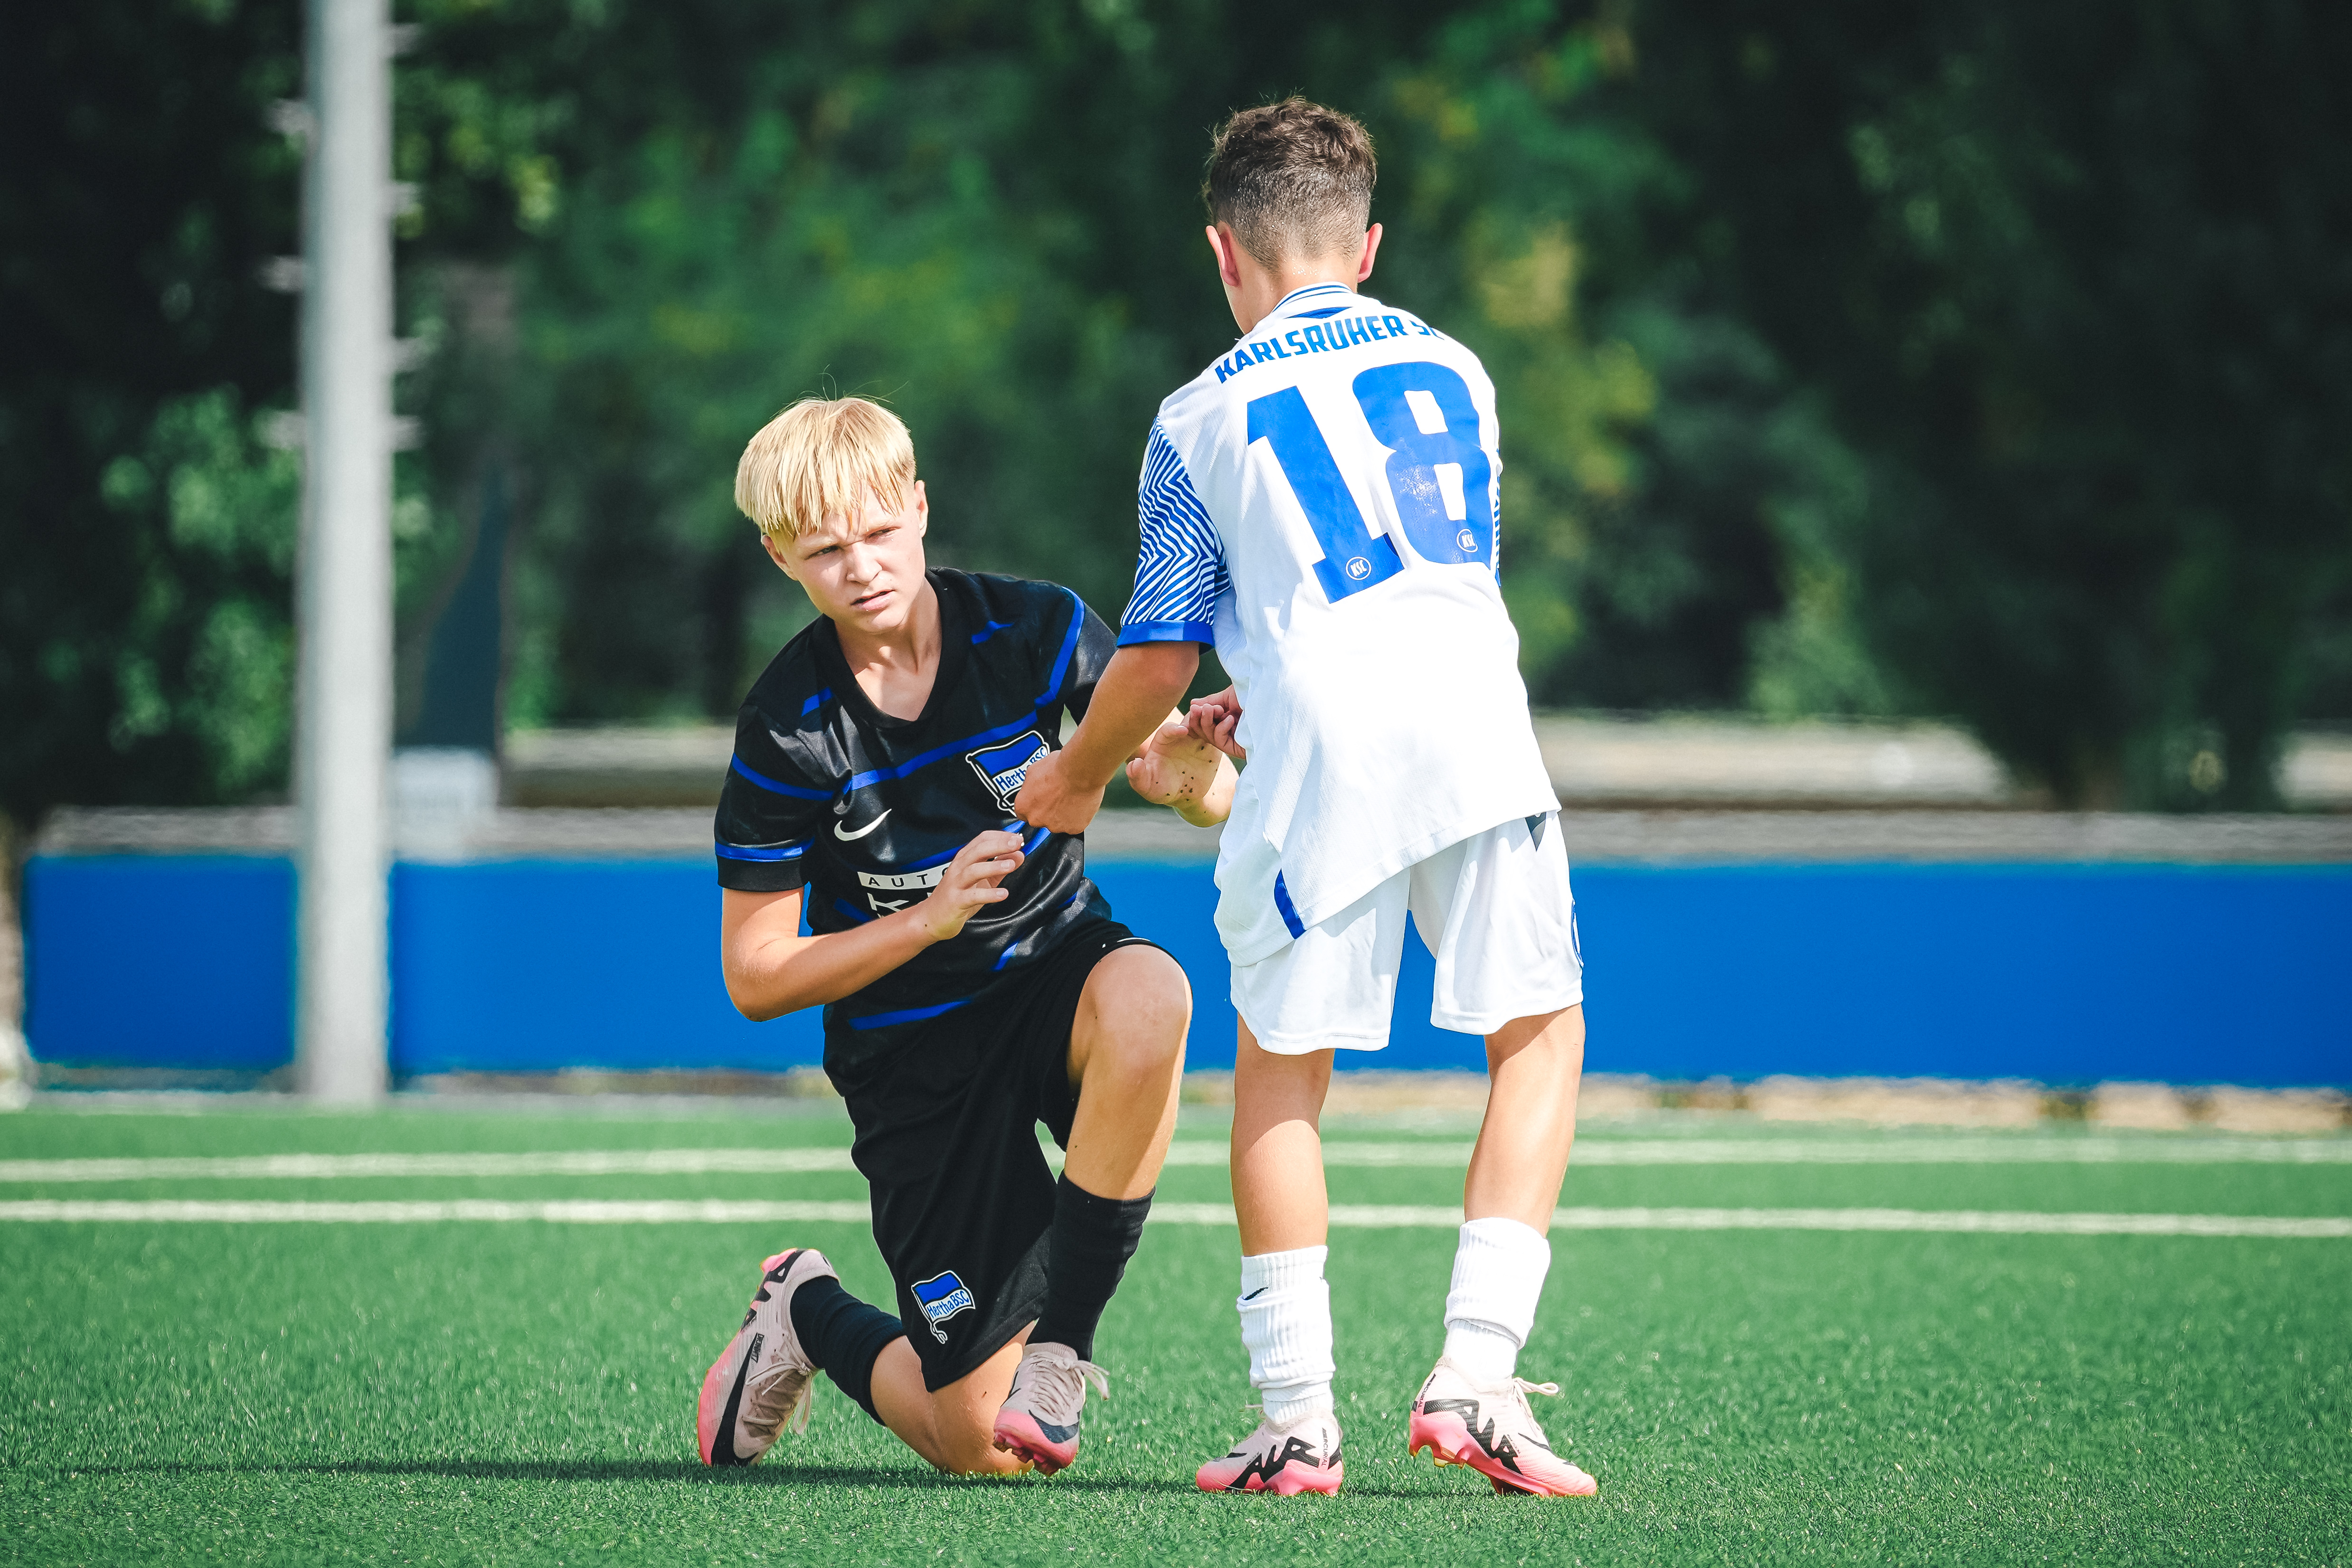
[800, 688, 832, 717]
[897, 842, 963, 872]
[1273, 871, 1305, 940]
[831, 897, 875, 925]
[1120, 425, 1228, 642]
[842, 713, 1042, 793]
[971, 619, 1016, 645]
[715, 839, 810, 862]
[1036, 588, 1085, 707]
[847, 995, 975, 1030]
[732, 756, 831, 800]
[880, 822, 1048, 885]
[827, 595, 1085, 795]
[1116, 618, 1217, 647]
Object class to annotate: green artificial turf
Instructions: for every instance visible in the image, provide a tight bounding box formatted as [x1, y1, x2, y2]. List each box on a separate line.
[1, 1106, 2347, 1566]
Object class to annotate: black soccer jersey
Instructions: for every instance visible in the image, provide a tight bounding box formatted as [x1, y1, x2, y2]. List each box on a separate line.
[714, 569, 1121, 1086]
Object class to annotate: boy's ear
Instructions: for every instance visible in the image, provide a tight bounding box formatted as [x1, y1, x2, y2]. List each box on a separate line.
[1357, 222, 1383, 284]
[759, 529, 800, 581]
[1206, 223, 1244, 289]
[910, 478, 929, 536]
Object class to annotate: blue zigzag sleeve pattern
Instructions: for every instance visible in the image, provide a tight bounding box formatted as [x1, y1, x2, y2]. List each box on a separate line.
[1117, 423, 1227, 646]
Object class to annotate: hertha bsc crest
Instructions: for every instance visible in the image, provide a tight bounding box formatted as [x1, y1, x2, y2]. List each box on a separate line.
[966, 731, 1049, 813]
[911, 1270, 977, 1344]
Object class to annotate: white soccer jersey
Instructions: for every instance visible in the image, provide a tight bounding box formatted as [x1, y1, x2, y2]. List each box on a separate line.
[1119, 283, 1558, 965]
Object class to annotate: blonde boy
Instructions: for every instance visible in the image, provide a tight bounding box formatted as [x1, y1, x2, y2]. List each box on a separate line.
[698, 396, 1232, 1476]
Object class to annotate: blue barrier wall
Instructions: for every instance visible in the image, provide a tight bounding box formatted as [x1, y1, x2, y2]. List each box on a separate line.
[24, 854, 2352, 1086]
[23, 855, 296, 1071]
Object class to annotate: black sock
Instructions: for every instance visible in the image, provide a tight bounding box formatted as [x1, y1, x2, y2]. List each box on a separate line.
[787, 1275, 902, 1424]
[1030, 1175, 1153, 1361]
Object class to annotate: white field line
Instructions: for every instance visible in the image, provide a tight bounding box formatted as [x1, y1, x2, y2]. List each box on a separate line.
[0, 1199, 875, 1225]
[0, 1149, 861, 1185]
[0, 1198, 2343, 1238]
[1, 1136, 2345, 1187]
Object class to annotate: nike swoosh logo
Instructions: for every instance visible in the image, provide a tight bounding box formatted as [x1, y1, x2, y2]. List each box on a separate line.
[833, 809, 890, 841]
[712, 1339, 755, 1465]
[1241, 1287, 1268, 1301]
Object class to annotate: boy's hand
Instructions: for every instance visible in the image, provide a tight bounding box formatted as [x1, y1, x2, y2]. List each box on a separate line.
[914, 830, 1026, 943]
[1012, 748, 1105, 836]
[1127, 716, 1232, 826]
[1186, 686, 1246, 762]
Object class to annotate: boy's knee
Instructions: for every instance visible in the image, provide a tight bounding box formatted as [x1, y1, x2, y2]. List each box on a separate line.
[1489, 1005, 1585, 1073]
[1091, 946, 1192, 1053]
[931, 1425, 1025, 1476]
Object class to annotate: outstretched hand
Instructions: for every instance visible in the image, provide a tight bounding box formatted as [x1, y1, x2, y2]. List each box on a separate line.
[1185, 686, 1245, 762]
[1126, 715, 1233, 826]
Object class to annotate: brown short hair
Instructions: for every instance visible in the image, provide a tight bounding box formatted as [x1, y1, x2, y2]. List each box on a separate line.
[733, 396, 916, 543]
[1202, 97, 1377, 269]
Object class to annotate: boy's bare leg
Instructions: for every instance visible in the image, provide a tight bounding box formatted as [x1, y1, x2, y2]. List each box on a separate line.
[1196, 1019, 1345, 1492]
[1063, 945, 1190, 1198]
[870, 1335, 1032, 1474]
[1464, 1004, 1585, 1227]
[1404, 1002, 1597, 1497]
[1230, 1019, 1332, 1254]
[984, 943, 1190, 1473]
[850, 949, 1192, 1477]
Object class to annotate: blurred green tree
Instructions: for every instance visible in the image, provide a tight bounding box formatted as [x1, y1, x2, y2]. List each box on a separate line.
[0, 0, 306, 826]
[0, 0, 464, 830]
[395, 0, 1787, 725]
[1631, 0, 2352, 805]
[14, 0, 2347, 827]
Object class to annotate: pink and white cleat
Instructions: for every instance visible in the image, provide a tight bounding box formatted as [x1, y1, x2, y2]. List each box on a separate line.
[697, 1247, 833, 1466]
[991, 1341, 1109, 1474]
[1407, 1358, 1597, 1497]
[1195, 1409, 1345, 1496]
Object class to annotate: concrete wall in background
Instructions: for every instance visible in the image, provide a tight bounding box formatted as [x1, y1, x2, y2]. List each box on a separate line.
[22, 810, 2352, 1087]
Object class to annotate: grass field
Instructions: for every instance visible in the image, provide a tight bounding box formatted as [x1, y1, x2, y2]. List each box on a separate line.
[1, 1100, 2347, 1566]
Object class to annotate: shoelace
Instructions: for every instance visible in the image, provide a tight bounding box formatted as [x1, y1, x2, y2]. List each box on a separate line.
[1018, 1351, 1109, 1423]
[1496, 1377, 1563, 1450]
[739, 1375, 815, 1440]
[1502, 1378, 1560, 1418]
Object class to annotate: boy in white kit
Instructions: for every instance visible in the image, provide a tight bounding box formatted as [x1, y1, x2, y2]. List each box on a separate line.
[1016, 98, 1596, 1498]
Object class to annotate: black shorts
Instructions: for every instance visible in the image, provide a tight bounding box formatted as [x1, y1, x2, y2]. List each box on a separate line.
[834, 920, 1158, 1392]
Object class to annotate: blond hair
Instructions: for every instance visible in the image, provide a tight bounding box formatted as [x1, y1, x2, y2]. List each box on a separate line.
[733, 396, 916, 542]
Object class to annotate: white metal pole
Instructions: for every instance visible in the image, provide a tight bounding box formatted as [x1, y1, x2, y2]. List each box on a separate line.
[295, 0, 393, 1102]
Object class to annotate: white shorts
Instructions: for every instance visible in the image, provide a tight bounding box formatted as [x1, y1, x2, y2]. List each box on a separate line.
[1231, 812, 1583, 1055]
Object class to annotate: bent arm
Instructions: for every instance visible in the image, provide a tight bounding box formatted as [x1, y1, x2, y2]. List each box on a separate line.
[721, 888, 935, 1021]
[720, 830, 1027, 1021]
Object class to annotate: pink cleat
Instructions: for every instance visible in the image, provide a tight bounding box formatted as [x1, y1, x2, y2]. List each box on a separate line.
[991, 1341, 1109, 1474]
[1407, 1358, 1597, 1497]
[1195, 1410, 1345, 1496]
[696, 1248, 833, 1466]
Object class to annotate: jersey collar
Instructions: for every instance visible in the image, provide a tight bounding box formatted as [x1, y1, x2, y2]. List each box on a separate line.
[817, 568, 971, 735]
[1270, 282, 1361, 320]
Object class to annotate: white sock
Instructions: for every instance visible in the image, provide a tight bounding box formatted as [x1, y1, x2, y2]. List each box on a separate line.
[1442, 1218, 1551, 1384]
[1237, 1245, 1334, 1426]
